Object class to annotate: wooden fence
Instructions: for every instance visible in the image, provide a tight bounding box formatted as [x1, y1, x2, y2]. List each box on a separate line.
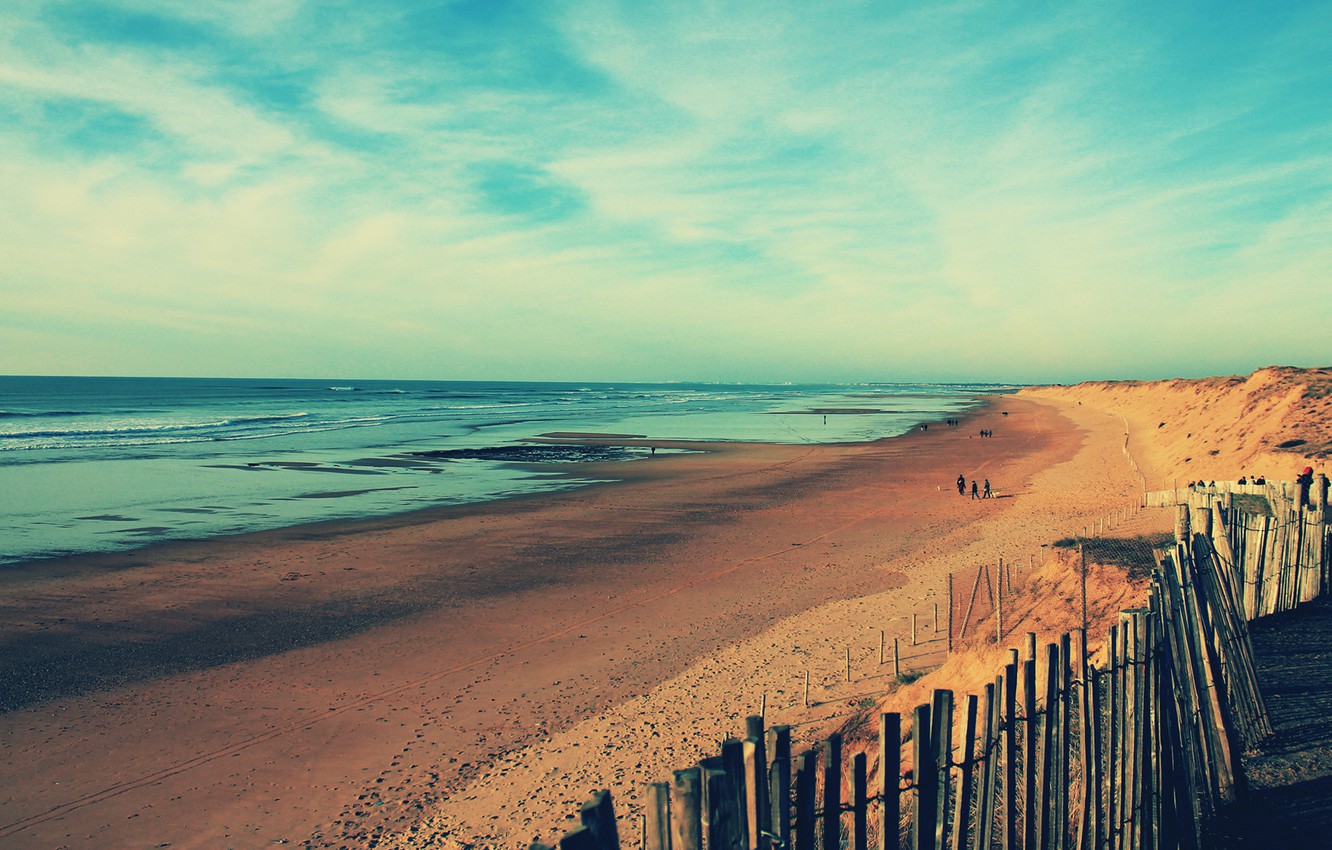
[945, 556, 1033, 650]
[536, 486, 1329, 850]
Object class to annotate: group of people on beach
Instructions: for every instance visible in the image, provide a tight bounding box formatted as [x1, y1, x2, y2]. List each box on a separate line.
[978, 429, 994, 438]
[956, 474, 991, 499]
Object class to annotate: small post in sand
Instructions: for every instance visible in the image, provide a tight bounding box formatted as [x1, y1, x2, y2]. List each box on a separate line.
[947, 572, 955, 653]
[1080, 541, 1089, 635]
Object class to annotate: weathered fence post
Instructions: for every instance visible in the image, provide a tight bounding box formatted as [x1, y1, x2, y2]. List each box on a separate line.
[1056, 632, 1072, 850]
[823, 734, 842, 850]
[1003, 663, 1018, 850]
[579, 790, 621, 850]
[1038, 643, 1057, 850]
[645, 783, 671, 850]
[1023, 654, 1037, 850]
[1075, 630, 1094, 850]
[671, 768, 703, 850]
[952, 693, 979, 850]
[721, 740, 750, 850]
[931, 690, 954, 850]
[854, 752, 870, 850]
[795, 751, 817, 850]
[881, 712, 902, 850]
[912, 704, 936, 850]
[559, 827, 598, 850]
[976, 680, 999, 850]
[768, 726, 792, 850]
[948, 573, 955, 653]
[1107, 624, 1120, 849]
[702, 755, 743, 850]
[745, 716, 769, 850]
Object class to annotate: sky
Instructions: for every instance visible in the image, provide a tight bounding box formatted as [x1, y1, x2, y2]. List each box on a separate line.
[1, 0, 1329, 384]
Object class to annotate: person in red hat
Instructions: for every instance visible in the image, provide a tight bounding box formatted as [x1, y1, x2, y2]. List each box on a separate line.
[1297, 466, 1315, 507]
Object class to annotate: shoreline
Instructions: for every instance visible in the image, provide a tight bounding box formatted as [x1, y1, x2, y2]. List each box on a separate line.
[0, 396, 997, 575]
[1, 395, 1073, 849]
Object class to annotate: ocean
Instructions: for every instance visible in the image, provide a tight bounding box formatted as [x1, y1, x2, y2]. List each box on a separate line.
[0, 376, 1011, 566]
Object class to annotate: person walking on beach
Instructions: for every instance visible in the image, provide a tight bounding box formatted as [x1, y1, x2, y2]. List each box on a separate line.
[971, 480, 979, 500]
[957, 474, 966, 495]
[983, 479, 992, 499]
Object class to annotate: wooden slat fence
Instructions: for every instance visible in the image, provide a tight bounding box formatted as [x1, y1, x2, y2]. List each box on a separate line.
[539, 483, 1328, 850]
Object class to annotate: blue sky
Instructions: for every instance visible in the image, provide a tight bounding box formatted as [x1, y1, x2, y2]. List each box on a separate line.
[1, 0, 1329, 383]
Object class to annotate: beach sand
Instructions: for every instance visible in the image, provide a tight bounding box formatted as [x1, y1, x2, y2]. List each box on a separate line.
[0, 395, 1143, 849]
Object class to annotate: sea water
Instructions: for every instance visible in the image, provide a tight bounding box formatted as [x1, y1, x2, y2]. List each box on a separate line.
[0, 376, 1012, 565]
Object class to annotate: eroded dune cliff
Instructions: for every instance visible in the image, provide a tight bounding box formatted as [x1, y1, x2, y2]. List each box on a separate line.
[1022, 366, 1332, 484]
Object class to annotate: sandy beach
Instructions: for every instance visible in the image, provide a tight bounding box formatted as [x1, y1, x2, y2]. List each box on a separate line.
[2, 394, 1153, 849]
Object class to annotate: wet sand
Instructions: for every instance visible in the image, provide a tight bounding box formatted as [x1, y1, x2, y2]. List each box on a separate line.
[0, 396, 1106, 849]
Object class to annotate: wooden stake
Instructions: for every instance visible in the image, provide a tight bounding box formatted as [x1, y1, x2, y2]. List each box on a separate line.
[1003, 664, 1018, 850]
[960, 564, 985, 641]
[880, 713, 901, 850]
[769, 726, 793, 849]
[670, 768, 703, 850]
[976, 681, 998, 850]
[794, 751, 817, 850]
[646, 783, 671, 850]
[854, 752, 869, 850]
[931, 690, 954, 850]
[744, 732, 769, 850]
[1023, 658, 1037, 850]
[952, 694, 979, 850]
[947, 573, 955, 654]
[912, 704, 935, 850]
[823, 734, 842, 850]
[1080, 542, 1089, 636]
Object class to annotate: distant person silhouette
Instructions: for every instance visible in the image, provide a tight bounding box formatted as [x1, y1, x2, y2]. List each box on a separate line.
[957, 474, 966, 495]
[971, 481, 979, 500]
[983, 479, 992, 499]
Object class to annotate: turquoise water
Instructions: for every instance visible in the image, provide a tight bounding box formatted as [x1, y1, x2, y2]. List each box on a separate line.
[0, 377, 1011, 565]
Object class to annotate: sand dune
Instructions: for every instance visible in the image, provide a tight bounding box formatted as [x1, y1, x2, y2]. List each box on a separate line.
[1022, 366, 1332, 485]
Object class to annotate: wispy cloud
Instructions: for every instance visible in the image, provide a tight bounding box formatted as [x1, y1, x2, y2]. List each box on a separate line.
[0, 0, 1328, 382]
